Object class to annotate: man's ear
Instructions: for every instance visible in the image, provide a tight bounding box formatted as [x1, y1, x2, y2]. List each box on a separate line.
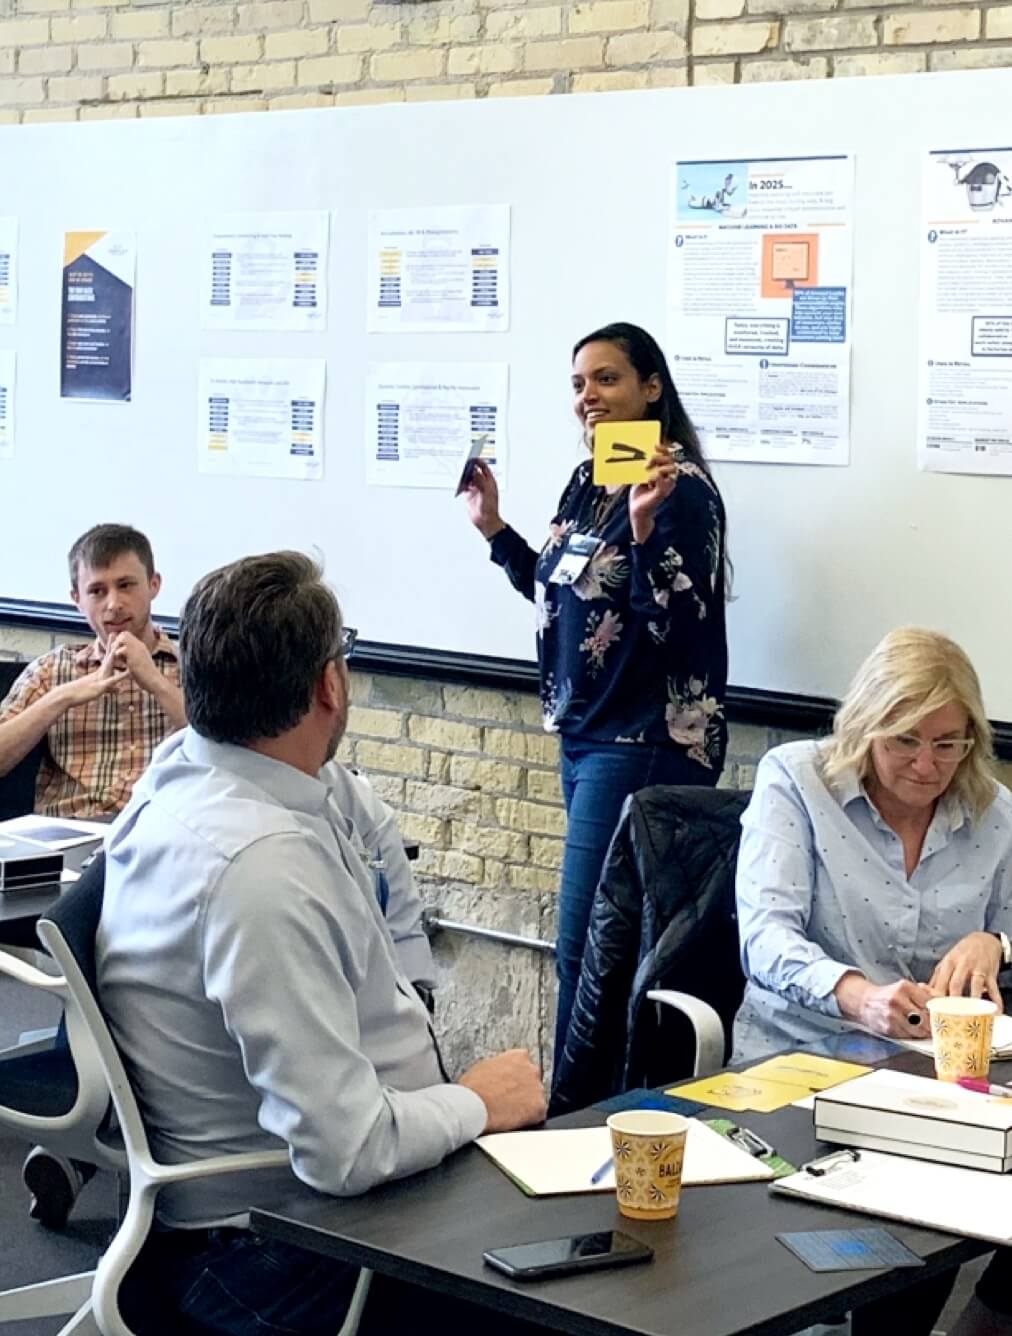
[149, 571, 162, 599]
[319, 658, 346, 712]
[70, 586, 80, 609]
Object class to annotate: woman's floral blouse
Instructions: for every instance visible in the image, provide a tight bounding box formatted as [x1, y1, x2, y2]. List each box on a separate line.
[489, 450, 728, 772]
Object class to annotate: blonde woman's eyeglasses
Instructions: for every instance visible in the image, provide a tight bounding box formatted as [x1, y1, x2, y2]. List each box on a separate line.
[882, 733, 974, 762]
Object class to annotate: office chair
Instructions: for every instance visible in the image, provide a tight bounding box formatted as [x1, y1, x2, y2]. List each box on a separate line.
[2, 860, 372, 1336]
[0, 859, 124, 1328]
[551, 786, 749, 1114]
[0, 659, 44, 821]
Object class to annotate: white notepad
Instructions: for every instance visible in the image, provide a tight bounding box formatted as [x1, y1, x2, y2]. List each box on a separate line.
[476, 1120, 774, 1197]
[861, 1013, 1012, 1060]
[774, 1148, 1012, 1245]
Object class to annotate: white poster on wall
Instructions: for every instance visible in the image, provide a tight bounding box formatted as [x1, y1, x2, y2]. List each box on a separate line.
[0, 218, 18, 325]
[0, 350, 14, 459]
[365, 361, 508, 489]
[197, 358, 325, 481]
[200, 212, 329, 332]
[919, 148, 1012, 476]
[668, 154, 854, 466]
[367, 205, 510, 333]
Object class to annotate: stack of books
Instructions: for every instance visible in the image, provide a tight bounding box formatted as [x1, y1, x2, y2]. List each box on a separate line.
[815, 1069, 1012, 1173]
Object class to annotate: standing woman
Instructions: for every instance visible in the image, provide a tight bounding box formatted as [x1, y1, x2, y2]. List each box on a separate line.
[463, 322, 729, 1067]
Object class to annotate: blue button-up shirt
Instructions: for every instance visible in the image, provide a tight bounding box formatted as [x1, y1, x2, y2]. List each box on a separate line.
[97, 729, 485, 1227]
[732, 739, 1012, 1061]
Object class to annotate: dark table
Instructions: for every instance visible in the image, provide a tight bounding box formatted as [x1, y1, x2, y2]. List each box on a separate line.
[252, 1050, 994, 1336]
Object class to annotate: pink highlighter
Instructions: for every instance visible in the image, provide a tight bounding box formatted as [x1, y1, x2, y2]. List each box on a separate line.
[957, 1077, 1012, 1099]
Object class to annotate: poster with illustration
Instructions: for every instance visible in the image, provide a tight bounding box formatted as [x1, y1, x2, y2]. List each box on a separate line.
[919, 147, 1012, 476]
[669, 155, 854, 466]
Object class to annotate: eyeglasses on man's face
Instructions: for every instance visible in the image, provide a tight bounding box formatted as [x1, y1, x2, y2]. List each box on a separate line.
[881, 733, 974, 762]
[339, 626, 358, 661]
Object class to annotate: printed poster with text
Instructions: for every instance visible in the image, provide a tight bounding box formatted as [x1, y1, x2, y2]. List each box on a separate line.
[201, 212, 329, 332]
[0, 350, 14, 460]
[919, 148, 1012, 476]
[367, 206, 510, 333]
[0, 218, 18, 324]
[668, 155, 854, 466]
[197, 358, 325, 482]
[365, 362, 508, 489]
[60, 231, 135, 402]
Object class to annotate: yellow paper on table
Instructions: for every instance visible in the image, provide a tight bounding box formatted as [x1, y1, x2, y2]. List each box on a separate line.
[745, 1054, 870, 1093]
[592, 419, 661, 486]
[666, 1072, 793, 1114]
[668, 1054, 871, 1113]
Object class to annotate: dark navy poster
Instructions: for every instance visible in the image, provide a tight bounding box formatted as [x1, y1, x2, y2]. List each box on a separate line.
[60, 231, 134, 402]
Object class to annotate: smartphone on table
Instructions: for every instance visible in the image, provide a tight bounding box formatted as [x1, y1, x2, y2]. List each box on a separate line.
[482, 1230, 653, 1282]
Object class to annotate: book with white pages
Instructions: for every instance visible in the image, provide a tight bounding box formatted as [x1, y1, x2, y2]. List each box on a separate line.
[857, 1014, 1012, 1060]
[773, 1147, 1012, 1246]
[815, 1069, 1012, 1172]
[476, 1120, 773, 1197]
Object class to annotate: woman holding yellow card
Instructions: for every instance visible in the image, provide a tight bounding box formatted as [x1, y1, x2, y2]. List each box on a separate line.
[462, 321, 728, 1068]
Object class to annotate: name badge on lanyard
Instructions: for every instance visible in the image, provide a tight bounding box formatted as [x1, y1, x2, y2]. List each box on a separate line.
[549, 531, 601, 586]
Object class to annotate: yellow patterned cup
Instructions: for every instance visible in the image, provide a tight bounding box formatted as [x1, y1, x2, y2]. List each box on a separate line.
[927, 996, 997, 1082]
[606, 1111, 689, 1221]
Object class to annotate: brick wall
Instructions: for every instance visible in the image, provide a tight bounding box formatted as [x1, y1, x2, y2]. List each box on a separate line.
[0, 0, 1007, 125]
[0, 621, 777, 1069]
[5, 620, 1012, 1071]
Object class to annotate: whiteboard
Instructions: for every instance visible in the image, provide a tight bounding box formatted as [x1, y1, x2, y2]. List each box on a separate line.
[1, 71, 1011, 717]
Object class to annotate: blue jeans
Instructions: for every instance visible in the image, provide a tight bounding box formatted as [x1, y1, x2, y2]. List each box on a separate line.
[554, 739, 718, 1074]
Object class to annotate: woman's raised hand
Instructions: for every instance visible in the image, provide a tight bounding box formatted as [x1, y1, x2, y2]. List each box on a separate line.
[629, 445, 678, 544]
[462, 459, 506, 540]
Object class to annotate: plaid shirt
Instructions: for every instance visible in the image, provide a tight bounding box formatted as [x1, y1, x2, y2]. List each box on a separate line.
[0, 631, 180, 818]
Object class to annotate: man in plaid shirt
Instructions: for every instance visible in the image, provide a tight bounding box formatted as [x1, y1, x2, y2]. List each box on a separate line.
[0, 523, 186, 818]
[0, 522, 185, 1228]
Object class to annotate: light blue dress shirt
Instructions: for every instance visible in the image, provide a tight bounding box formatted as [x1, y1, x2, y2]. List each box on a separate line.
[732, 739, 1012, 1061]
[97, 729, 485, 1228]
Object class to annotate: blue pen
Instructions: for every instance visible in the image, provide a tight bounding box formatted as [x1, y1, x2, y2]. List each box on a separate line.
[590, 1157, 614, 1185]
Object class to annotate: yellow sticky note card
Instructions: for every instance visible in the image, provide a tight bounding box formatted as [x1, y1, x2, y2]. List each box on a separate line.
[666, 1073, 780, 1113]
[592, 419, 661, 486]
[744, 1054, 870, 1093]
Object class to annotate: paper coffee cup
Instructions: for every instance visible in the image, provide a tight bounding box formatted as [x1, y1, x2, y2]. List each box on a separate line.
[927, 996, 997, 1082]
[605, 1110, 689, 1221]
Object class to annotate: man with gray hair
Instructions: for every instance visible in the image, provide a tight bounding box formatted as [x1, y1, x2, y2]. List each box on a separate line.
[98, 551, 547, 1335]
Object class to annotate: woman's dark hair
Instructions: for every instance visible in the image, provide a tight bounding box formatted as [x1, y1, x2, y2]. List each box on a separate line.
[572, 322, 710, 476]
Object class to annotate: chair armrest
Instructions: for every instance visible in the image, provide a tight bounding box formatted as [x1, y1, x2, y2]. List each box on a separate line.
[148, 1148, 291, 1188]
[0, 949, 67, 994]
[646, 989, 725, 1078]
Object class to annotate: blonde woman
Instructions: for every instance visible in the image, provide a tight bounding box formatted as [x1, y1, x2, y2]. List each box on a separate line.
[733, 627, 1012, 1062]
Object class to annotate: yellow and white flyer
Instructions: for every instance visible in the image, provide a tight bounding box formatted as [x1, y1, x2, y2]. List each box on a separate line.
[668, 155, 854, 466]
[0, 350, 14, 460]
[200, 211, 329, 332]
[919, 147, 1012, 476]
[365, 361, 508, 489]
[367, 205, 510, 334]
[197, 357, 325, 482]
[0, 218, 18, 325]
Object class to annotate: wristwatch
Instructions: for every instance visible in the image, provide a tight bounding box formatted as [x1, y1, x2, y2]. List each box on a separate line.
[991, 930, 1012, 968]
